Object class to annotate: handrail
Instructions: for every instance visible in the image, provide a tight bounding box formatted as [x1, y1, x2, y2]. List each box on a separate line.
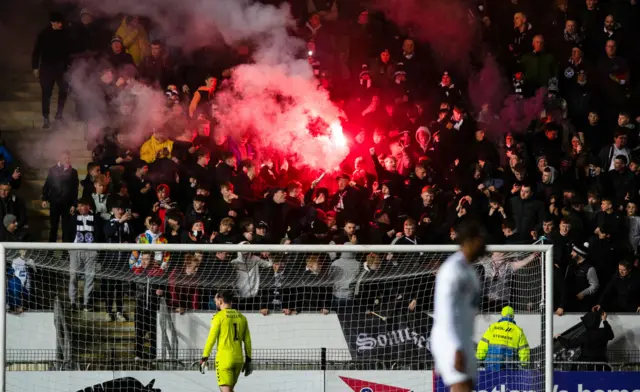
[52, 296, 71, 370]
[158, 298, 179, 361]
[554, 361, 614, 371]
[2, 243, 552, 253]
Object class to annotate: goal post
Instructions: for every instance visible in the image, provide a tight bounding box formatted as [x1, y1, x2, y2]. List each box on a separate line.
[0, 242, 552, 392]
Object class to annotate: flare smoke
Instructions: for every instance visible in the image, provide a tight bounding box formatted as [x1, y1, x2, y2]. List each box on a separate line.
[63, 0, 348, 170]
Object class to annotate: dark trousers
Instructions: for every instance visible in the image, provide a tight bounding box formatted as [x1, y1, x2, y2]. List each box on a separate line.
[48, 202, 72, 242]
[105, 280, 124, 314]
[39, 66, 68, 119]
[135, 300, 157, 358]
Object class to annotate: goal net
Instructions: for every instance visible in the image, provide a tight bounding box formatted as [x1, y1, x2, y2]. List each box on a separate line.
[1, 243, 552, 392]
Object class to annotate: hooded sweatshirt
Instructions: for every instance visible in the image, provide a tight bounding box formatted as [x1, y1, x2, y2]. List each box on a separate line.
[330, 245, 361, 300]
[231, 242, 274, 298]
[140, 135, 174, 164]
[559, 311, 614, 362]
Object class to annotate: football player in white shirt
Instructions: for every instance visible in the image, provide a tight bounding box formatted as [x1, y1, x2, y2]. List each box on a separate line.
[431, 221, 485, 392]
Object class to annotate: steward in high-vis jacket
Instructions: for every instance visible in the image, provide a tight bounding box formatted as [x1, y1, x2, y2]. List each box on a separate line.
[476, 306, 530, 371]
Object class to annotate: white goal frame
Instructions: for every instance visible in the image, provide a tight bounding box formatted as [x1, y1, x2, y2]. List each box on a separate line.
[0, 243, 553, 392]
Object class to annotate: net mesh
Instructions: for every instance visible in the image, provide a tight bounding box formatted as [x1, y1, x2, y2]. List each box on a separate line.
[3, 246, 547, 391]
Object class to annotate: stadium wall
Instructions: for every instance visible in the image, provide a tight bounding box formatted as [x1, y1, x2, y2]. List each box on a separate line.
[8, 312, 640, 354]
[156, 313, 640, 356]
[8, 370, 640, 392]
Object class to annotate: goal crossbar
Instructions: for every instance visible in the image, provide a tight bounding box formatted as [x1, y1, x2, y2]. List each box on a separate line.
[0, 243, 552, 253]
[0, 243, 553, 392]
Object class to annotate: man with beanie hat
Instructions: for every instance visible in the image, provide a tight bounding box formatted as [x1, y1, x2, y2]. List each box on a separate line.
[0, 213, 25, 242]
[32, 11, 72, 129]
[70, 8, 111, 58]
[107, 36, 135, 71]
[556, 242, 599, 315]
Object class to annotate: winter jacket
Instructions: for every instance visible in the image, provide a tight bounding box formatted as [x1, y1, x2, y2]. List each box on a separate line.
[0, 194, 27, 229]
[140, 136, 174, 164]
[559, 311, 613, 363]
[597, 270, 640, 312]
[560, 261, 599, 310]
[32, 25, 71, 70]
[115, 17, 150, 66]
[508, 196, 545, 237]
[521, 51, 558, 89]
[42, 163, 79, 205]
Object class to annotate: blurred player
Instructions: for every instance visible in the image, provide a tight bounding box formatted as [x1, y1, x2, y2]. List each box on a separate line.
[430, 221, 485, 392]
[200, 290, 253, 392]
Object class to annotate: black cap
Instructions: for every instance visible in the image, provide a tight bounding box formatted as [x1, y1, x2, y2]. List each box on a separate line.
[50, 12, 64, 22]
[194, 195, 208, 203]
[77, 197, 92, 206]
[108, 196, 128, 210]
[311, 219, 328, 234]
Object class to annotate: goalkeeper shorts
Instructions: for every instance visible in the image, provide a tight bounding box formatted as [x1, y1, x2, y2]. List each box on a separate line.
[215, 360, 243, 387]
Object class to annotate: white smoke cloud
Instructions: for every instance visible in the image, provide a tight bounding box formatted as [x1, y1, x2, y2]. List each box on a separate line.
[61, 0, 348, 170]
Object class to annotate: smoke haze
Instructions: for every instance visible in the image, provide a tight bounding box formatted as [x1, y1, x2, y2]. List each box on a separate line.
[60, 0, 348, 170]
[373, 0, 546, 136]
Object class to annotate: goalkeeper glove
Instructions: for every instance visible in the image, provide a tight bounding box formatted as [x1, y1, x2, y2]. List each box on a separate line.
[199, 357, 208, 374]
[243, 357, 254, 377]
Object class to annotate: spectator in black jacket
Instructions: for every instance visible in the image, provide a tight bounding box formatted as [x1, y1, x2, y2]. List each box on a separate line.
[557, 311, 614, 370]
[592, 260, 640, 313]
[296, 254, 331, 314]
[0, 214, 27, 242]
[598, 131, 630, 172]
[256, 188, 290, 241]
[0, 155, 22, 190]
[138, 40, 174, 88]
[0, 182, 27, 230]
[32, 12, 71, 129]
[556, 242, 600, 315]
[70, 9, 110, 57]
[107, 36, 135, 71]
[508, 184, 545, 242]
[42, 151, 79, 242]
[103, 198, 134, 321]
[330, 174, 362, 227]
[604, 155, 636, 207]
[81, 162, 101, 200]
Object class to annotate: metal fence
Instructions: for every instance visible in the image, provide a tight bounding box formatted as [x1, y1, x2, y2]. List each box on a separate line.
[6, 348, 640, 372]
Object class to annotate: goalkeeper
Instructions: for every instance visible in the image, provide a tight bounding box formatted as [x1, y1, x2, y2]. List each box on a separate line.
[201, 290, 253, 392]
[475, 306, 530, 371]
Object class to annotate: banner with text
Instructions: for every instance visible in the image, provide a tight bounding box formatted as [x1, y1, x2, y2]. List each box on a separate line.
[337, 307, 433, 365]
[434, 371, 640, 392]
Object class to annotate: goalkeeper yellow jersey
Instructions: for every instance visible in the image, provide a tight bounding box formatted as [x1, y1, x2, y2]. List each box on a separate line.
[202, 308, 252, 364]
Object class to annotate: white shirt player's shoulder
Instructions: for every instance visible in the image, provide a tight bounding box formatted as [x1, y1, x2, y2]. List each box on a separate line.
[438, 252, 470, 281]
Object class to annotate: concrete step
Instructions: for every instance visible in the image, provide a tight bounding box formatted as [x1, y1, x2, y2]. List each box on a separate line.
[0, 80, 41, 102]
[0, 94, 75, 131]
[0, 100, 42, 113]
[76, 342, 149, 361]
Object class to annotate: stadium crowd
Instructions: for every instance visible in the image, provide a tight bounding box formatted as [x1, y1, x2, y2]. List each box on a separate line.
[5, 0, 640, 357]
